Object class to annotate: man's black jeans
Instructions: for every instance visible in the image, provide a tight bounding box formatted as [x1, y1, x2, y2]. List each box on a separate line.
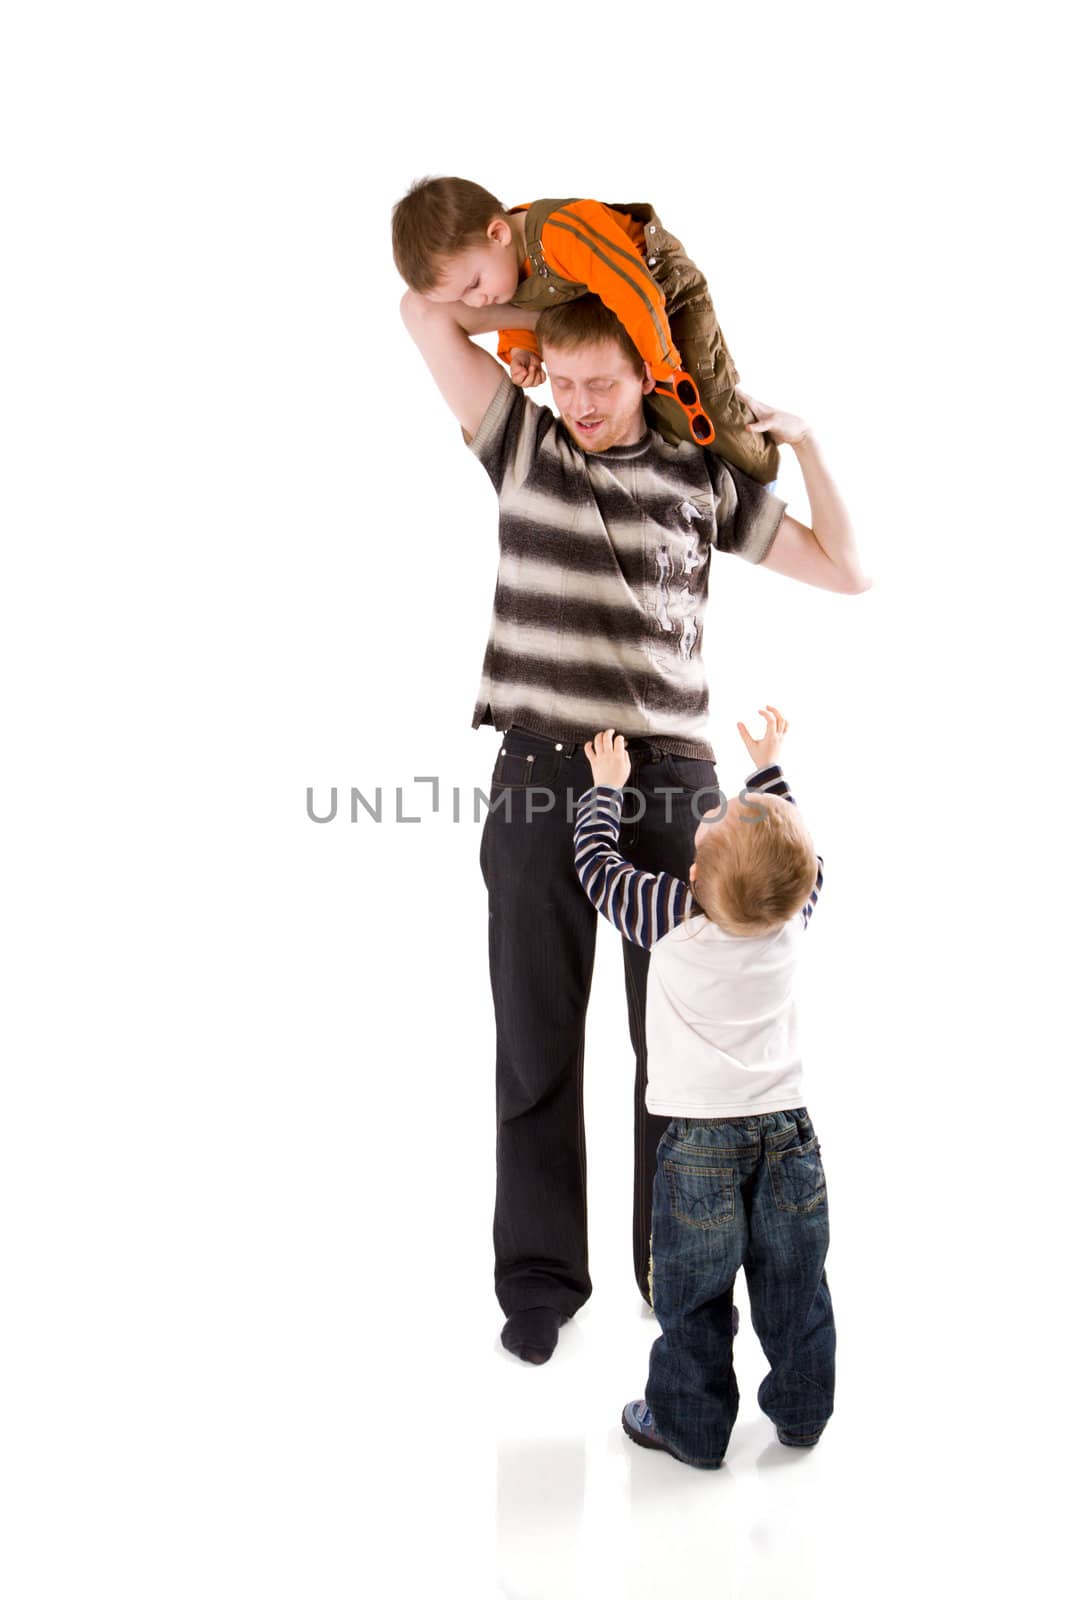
[478, 724, 721, 1317]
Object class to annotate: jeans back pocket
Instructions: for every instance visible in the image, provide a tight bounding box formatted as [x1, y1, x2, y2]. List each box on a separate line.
[767, 1135, 827, 1215]
[663, 1159, 735, 1229]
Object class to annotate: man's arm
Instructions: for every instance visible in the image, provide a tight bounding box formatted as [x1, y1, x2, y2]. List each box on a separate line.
[399, 292, 541, 440]
[742, 396, 871, 595]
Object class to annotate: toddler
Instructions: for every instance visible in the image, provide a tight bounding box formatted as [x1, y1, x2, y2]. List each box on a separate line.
[574, 708, 834, 1467]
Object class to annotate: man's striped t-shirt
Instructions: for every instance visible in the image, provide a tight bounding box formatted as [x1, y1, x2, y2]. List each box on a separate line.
[466, 376, 787, 759]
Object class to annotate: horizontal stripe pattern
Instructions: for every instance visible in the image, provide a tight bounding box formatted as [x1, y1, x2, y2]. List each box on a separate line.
[480, 648, 708, 717]
[490, 512, 681, 580]
[476, 678, 712, 744]
[492, 585, 697, 645]
[468, 379, 786, 754]
[494, 554, 673, 613]
[488, 617, 690, 673]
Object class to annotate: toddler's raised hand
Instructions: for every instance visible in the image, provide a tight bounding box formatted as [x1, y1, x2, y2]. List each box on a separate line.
[737, 705, 789, 770]
[584, 729, 631, 791]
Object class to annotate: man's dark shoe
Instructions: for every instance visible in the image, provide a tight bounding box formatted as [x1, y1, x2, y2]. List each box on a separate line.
[501, 1307, 564, 1364]
[776, 1426, 824, 1448]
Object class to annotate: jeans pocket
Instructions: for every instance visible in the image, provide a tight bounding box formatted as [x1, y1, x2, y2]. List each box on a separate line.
[490, 743, 561, 790]
[663, 1159, 735, 1229]
[767, 1135, 827, 1215]
[662, 756, 722, 824]
[663, 755, 718, 794]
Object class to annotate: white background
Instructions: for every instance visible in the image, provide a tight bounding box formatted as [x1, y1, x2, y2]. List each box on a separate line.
[2, 3, 1062, 1596]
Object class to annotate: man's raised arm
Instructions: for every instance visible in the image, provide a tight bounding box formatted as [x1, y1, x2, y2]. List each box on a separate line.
[399, 292, 541, 441]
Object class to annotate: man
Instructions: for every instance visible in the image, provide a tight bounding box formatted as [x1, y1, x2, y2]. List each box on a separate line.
[399, 286, 869, 1364]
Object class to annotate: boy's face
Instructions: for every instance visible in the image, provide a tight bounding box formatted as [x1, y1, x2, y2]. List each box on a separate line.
[424, 221, 521, 309]
[541, 340, 655, 453]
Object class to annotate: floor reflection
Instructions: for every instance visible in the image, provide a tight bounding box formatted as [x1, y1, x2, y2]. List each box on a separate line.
[496, 1437, 586, 1600]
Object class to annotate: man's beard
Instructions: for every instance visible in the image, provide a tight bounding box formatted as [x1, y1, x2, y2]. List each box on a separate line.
[560, 407, 644, 453]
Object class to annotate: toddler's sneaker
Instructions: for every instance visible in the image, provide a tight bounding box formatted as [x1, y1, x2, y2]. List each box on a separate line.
[621, 1400, 724, 1469]
[622, 1399, 678, 1457]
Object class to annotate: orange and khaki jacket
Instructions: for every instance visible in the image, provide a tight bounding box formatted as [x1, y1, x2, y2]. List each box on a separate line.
[498, 199, 683, 382]
[497, 197, 778, 484]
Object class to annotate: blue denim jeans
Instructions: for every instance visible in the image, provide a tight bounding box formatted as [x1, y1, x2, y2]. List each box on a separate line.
[645, 1109, 835, 1467]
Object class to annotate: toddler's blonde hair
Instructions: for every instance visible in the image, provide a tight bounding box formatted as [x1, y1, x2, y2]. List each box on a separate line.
[692, 793, 817, 938]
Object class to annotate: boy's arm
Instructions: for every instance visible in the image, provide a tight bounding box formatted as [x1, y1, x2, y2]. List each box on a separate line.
[574, 786, 695, 950]
[744, 763, 824, 927]
[742, 397, 871, 595]
[400, 292, 540, 439]
[497, 326, 542, 366]
[539, 201, 683, 382]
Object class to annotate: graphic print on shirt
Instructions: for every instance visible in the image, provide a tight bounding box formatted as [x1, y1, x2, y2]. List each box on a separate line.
[653, 499, 705, 663]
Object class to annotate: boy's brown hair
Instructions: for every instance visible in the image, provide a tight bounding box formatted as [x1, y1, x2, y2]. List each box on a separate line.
[392, 176, 507, 293]
[692, 794, 818, 938]
[537, 297, 645, 378]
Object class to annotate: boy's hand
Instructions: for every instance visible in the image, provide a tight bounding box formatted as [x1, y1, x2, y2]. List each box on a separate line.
[510, 348, 545, 388]
[737, 705, 789, 770]
[584, 729, 631, 790]
[738, 391, 812, 449]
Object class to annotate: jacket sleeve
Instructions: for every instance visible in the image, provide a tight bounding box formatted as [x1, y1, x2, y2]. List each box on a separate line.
[744, 764, 824, 928]
[574, 786, 695, 950]
[496, 325, 542, 366]
[539, 200, 682, 382]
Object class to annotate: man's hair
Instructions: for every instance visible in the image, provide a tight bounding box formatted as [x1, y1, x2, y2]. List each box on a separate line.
[392, 176, 507, 292]
[691, 793, 818, 938]
[537, 297, 645, 378]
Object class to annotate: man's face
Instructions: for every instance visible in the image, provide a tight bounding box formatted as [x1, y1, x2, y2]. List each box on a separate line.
[423, 231, 520, 310]
[541, 340, 654, 452]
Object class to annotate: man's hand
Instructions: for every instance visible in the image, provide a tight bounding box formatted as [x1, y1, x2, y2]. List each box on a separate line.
[584, 729, 631, 790]
[737, 705, 788, 769]
[739, 391, 812, 449]
[510, 348, 545, 388]
[737, 391, 871, 595]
